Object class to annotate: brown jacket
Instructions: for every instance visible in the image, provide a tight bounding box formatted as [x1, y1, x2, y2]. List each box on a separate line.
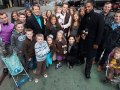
[22, 37, 36, 60]
[55, 38, 67, 55]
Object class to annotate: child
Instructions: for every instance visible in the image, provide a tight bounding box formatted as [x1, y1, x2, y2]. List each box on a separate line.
[34, 34, 50, 83]
[11, 22, 26, 65]
[70, 13, 80, 38]
[55, 30, 67, 69]
[105, 47, 120, 82]
[46, 35, 56, 64]
[66, 35, 79, 68]
[45, 15, 62, 38]
[55, 6, 64, 26]
[22, 29, 36, 71]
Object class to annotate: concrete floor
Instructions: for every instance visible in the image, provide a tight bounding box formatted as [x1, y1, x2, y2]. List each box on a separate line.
[0, 62, 117, 90]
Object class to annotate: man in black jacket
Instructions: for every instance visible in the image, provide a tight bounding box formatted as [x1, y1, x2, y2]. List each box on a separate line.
[95, 2, 114, 71]
[78, 1, 104, 78]
[26, 5, 45, 35]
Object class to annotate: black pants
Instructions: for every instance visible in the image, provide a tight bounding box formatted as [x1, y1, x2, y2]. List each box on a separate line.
[95, 43, 105, 63]
[85, 57, 94, 75]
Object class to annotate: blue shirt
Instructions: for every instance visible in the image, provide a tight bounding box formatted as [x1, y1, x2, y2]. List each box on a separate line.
[34, 15, 42, 29]
[112, 22, 120, 30]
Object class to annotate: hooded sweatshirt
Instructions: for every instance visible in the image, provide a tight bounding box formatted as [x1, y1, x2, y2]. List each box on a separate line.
[11, 30, 26, 53]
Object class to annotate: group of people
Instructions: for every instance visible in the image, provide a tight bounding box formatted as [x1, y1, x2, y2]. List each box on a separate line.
[0, 1, 120, 84]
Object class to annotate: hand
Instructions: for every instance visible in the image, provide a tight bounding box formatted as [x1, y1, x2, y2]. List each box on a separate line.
[93, 44, 99, 49]
[64, 51, 67, 54]
[19, 51, 22, 53]
[28, 58, 31, 61]
[81, 34, 86, 40]
[62, 45, 67, 48]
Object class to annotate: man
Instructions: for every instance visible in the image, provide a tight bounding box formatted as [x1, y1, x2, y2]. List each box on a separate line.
[0, 12, 14, 85]
[78, 2, 104, 78]
[61, 3, 72, 37]
[26, 5, 45, 35]
[95, 2, 114, 71]
[0, 13, 14, 45]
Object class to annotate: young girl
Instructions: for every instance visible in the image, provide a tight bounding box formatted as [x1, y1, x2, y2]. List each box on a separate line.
[25, 9, 32, 18]
[34, 34, 50, 83]
[66, 35, 79, 68]
[79, 6, 85, 21]
[55, 6, 64, 26]
[42, 11, 47, 25]
[11, 11, 18, 24]
[105, 47, 120, 82]
[46, 35, 56, 67]
[55, 30, 67, 69]
[45, 15, 62, 38]
[46, 10, 52, 22]
[70, 13, 80, 38]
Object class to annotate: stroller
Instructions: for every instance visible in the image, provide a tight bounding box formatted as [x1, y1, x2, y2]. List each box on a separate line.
[0, 39, 30, 90]
[105, 49, 120, 90]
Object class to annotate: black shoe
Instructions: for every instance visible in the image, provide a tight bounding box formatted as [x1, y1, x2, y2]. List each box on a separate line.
[85, 74, 91, 79]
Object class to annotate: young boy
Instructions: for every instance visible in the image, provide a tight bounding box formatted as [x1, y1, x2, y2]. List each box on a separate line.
[11, 22, 26, 65]
[34, 34, 50, 83]
[22, 29, 36, 71]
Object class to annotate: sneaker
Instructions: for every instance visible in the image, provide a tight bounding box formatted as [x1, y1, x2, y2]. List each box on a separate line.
[35, 78, 39, 83]
[44, 74, 48, 78]
[58, 63, 62, 67]
[55, 64, 59, 69]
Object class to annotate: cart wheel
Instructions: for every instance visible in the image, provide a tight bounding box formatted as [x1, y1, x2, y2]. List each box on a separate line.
[29, 77, 33, 82]
[14, 86, 20, 90]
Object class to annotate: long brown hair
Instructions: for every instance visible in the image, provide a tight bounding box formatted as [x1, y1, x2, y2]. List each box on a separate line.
[11, 11, 18, 23]
[46, 15, 62, 29]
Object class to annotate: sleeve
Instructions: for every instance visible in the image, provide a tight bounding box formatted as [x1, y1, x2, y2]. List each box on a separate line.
[11, 35, 19, 53]
[94, 14, 104, 45]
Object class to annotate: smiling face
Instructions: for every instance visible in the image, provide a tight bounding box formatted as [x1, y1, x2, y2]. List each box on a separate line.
[114, 50, 120, 60]
[85, 3, 93, 14]
[33, 6, 40, 16]
[16, 23, 24, 33]
[26, 11, 32, 17]
[68, 36, 75, 45]
[114, 12, 120, 24]
[12, 13, 18, 21]
[51, 16, 57, 25]
[1, 14, 8, 23]
[57, 32, 63, 40]
[74, 14, 79, 21]
[26, 31, 33, 40]
[103, 3, 112, 14]
[47, 37, 53, 45]
[62, 4, 68, 13]
[19, 15, 26, 23]
[47, 10, 52, 18]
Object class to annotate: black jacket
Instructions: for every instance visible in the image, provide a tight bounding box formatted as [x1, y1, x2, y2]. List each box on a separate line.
[105, 26, 120, 49]
[67, 43, 79, 58]
[78, 10, 104, 58]
[25, 15, 45, 35]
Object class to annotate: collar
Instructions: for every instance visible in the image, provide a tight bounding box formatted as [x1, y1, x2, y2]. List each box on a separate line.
[3, 22, 9, 26]
[112, 21, 120, 30]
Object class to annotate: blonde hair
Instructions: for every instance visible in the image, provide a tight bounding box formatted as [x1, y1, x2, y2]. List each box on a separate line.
[36, 34, 44, 39]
